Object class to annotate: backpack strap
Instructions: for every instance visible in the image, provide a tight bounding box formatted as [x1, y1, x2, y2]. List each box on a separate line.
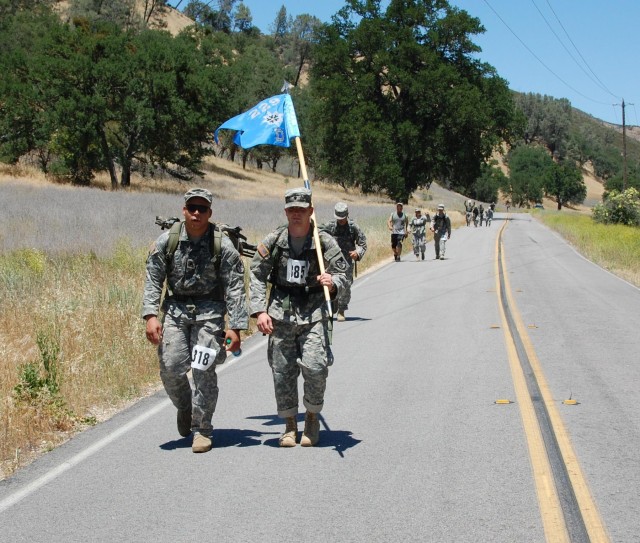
[210, 226, 224, 301]
[166, 220, 182, 261]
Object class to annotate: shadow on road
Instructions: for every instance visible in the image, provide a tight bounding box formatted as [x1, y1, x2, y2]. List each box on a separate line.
[213, 428, 266, 448]
[159, 436, 192, 450]
[339, 316, 371, 322]
[249, 414, 362, 456]
[159, 428, 272, 450]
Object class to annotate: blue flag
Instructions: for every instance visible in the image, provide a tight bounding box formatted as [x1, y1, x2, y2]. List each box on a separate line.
[214, 94, 301, 149]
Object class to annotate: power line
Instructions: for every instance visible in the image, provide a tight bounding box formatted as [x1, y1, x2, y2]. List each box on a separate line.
[481, 0, 612, 106]
[543, 0, 618, 98]
[531, 0, 617, 98]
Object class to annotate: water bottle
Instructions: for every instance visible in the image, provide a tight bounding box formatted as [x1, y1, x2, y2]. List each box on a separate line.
[225, 338, 242, 357]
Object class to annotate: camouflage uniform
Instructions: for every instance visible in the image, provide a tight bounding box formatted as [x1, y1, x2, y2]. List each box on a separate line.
[320, 210, 367, 313]
[250, 224, 348, 418]
[409, 211, 430, 259]
[142, 221, 249, 436]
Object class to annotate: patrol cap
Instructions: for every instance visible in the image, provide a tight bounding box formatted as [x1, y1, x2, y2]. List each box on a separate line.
[437, 203, 445, 209]
[184, 188, 213, 205]
[334, 202, 349, 219]
[284, 187, 312, 209]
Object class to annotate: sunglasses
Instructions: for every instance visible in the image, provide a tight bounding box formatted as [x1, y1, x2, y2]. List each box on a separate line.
[186, 204, 210, 214]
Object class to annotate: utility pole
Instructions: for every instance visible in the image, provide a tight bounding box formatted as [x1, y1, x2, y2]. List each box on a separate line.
[622, 99, 627, 191]
[615, 99, 630, 191]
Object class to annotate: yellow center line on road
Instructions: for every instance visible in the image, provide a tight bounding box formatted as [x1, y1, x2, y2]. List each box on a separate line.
[494, 219, 610, 543]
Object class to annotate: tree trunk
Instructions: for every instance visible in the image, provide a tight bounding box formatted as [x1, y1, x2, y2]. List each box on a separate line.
[97, 125, 118, 190]
[120, 161, 131, 187]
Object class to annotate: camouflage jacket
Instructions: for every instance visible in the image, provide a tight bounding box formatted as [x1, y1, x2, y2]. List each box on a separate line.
[142, 223, 249, 328]
[409, 216, 430, 237]
[249, 225, 348, 324]
[319, 219, 367, 261]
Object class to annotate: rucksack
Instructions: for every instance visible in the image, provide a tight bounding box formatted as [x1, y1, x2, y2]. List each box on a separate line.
[155, 216, 256, 300]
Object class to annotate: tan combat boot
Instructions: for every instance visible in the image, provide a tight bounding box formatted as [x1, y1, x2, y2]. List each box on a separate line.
[279, 416, 297, 447]
[192, 432, 212, 453]
[300, 411, 320, 447]
[337, 310, 345, 322]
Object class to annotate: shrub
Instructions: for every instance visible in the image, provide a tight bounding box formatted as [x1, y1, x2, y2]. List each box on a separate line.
[592, 188, 640, 226]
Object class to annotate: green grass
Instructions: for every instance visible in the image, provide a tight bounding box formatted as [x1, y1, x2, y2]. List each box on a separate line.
[539, 212, 640, 286]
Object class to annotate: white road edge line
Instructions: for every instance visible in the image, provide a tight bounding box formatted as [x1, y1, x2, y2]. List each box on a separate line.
[0, 398, 170, 513]
[0, 336, 269, 514]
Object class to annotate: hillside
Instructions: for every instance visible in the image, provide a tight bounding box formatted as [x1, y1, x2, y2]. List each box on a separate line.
[54, 1, 194, 35]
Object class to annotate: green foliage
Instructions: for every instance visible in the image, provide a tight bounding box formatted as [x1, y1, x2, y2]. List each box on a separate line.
[0, 12, 230, 186]
[69, 0, 141, 30]
[471, 161, 506, 203]
[308, 0, 521, 201]
[234, 2, 253, 33]
[592, 188, 640, 226]
[514, 93, 571, 157]
[14, 328, 62, 400]
[513, 92, 640, 195]
[544, 159, 586, 210]
[504, 145, 550, 207]
[604, 163, 640, 194]
[270, 4, 290, 42]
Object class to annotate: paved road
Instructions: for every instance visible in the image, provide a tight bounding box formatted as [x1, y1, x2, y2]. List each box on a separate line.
[1, 214, 638, 542]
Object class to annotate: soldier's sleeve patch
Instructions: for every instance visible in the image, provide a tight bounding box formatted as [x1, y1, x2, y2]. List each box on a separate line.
[335, 256, 348, 272]
[236, 260, 245, 274]
[257, 243, 270, 259]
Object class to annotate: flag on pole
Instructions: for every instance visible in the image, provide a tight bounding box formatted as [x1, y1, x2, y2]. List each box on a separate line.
[214, 94, 301, 149]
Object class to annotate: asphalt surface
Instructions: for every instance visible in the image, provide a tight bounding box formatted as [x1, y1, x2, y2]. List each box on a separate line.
[1, 213, 638, 543]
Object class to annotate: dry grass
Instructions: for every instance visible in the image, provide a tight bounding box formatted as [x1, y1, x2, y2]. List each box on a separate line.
[0, 245, 158, 477]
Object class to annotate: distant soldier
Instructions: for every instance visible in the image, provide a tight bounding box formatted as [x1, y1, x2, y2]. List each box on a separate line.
[479, 204, 485, 226]
[320, 202, 367, 321]
[250, 188, 348, 447]
[485, 207, 493, 226]
[387, 202, 409, 262]
[430, 203, 452, 260]
[464, 200, 474, 227]
[409, 208, 430, 261]
[142, 188, 249, 453]
[472, 204, 480, 227]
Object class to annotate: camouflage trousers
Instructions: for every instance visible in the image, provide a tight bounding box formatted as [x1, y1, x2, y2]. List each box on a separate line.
[267, 319, 331, 418]
[158, 312, 226, 435]
[336, 260, 354, 311]
[412, 233, 426, 255]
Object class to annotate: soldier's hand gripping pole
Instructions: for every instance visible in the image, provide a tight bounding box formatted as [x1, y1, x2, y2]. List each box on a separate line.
[294, 137, 333, 318]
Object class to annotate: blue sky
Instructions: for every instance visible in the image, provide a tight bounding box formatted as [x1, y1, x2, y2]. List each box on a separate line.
[171, 1, 639, 126]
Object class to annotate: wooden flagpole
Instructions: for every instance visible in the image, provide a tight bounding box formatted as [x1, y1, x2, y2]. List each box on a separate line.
[294, 137, 333, 317]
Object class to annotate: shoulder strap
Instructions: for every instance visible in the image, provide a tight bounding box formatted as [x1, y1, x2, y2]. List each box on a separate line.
[166, 221, 182, 261]
[211, 225, 222, 272]
[268, 225, 288, 284]
[210, 225, 224, 300]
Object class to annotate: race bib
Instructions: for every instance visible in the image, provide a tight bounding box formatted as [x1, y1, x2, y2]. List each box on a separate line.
[286, 258, 308, 284]
[191, 344, 218, 371]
